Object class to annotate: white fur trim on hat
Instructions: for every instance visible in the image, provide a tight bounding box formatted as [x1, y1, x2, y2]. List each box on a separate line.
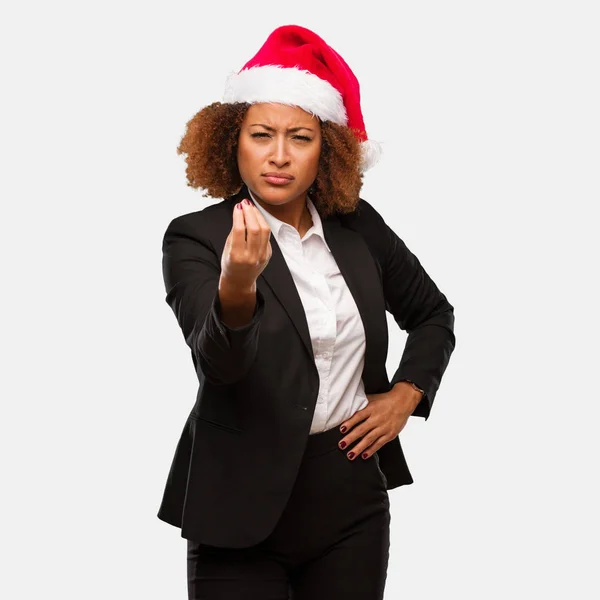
[360, 139, 382, 172]
[223, 65, 348, 126]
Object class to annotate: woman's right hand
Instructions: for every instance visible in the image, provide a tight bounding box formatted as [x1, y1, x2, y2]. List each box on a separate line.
[220, 198, 272, 292]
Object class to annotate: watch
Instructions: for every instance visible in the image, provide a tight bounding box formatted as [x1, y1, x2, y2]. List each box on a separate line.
[402, 379, 425, 395]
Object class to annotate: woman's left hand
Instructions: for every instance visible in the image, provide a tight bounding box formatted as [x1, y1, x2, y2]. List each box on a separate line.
[337, 382, 424, 460]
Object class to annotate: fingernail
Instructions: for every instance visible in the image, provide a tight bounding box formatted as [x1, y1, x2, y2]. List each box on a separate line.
[362, 453, 368, 459]
[347, 452, 355, 460]
[236, 203, 242, 209]
[339, 441, 346, 449]
[243, 198, 251, 205]
[340, 426, 347, 433]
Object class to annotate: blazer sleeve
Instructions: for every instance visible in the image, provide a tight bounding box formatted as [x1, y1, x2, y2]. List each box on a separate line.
[360, 201, 456, 421]
[162, 214, 265, 386]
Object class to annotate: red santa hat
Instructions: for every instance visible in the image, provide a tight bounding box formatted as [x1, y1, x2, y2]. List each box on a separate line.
[222, 25, 381, 172]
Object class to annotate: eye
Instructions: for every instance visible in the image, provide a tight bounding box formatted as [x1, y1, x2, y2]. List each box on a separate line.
[250, 132, 271, 138]
[293, 135, 312, 142]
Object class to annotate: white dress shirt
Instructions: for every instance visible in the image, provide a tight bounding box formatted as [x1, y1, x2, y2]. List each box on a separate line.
[249, 189, 370, 434]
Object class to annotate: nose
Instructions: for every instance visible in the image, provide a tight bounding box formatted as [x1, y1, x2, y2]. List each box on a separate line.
[269, 136, 290, 168]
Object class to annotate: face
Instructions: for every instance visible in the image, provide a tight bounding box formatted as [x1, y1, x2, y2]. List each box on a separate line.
[237, 103, 322, 207]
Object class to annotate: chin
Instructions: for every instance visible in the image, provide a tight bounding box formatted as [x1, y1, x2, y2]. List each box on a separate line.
[252, 181, 302, 205]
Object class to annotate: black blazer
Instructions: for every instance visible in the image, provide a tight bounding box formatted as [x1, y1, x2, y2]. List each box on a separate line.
[156, 185, 455, 548]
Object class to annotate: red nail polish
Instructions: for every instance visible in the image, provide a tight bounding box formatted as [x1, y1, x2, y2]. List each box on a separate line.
[362, 453, 368, 459]
[243, 198, 251, 205]
[347, 452, 355, 460]
[339, 441, 346, 449]
[340, 426, 347, 433]
[236, 203, 242, 209]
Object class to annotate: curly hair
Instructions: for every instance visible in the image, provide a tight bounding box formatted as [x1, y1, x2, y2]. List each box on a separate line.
[176, 102, 364, 217]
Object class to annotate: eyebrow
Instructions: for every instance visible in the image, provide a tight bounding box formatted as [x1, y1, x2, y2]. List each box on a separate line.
[249, 124, 314, 133]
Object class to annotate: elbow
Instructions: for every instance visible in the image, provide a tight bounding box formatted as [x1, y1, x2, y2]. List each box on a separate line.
[196, 354, 249, 386]
[434, 302, 456, 351]
[412, 295, 455, 339]
[193, 318, 261, 387]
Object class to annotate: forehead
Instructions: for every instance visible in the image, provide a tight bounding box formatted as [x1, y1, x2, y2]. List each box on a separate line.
[243, 102, 319, 128]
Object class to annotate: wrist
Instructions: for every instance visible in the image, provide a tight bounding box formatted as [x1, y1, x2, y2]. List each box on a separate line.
[392, 380, 424, 409]
[218, 276, 256, 301]
[218, 276, 257, 328]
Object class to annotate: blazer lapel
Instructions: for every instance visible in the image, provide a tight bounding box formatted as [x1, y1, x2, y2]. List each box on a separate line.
[321, 214, 389, 393]
[232, 185, 313, 359]
[226, 186, 388, 391]
[259, 233, 314, 360]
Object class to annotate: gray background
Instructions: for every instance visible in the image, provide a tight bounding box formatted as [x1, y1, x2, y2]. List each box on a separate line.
[1, 1, 598, 598]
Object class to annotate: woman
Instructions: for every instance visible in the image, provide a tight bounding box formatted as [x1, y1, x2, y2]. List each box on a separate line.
[157, 24, 456, 600]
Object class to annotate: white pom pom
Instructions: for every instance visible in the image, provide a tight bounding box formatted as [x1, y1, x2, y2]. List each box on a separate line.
[360, 139, 382, 172]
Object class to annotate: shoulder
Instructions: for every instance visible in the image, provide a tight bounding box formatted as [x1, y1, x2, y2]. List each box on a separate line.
[162, 194, 240, 258]
[335, 197, 416, 272]
[165, 196, 235, 237]
[337, 197, 388, 231]
[336, 197, 395, 257]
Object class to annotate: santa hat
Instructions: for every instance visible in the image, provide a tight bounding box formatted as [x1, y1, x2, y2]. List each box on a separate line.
[222, 25, 381, 172]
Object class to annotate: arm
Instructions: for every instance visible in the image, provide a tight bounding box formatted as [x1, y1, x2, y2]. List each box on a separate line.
[361, 201, 456, 421]
[162, 215, 265, 386]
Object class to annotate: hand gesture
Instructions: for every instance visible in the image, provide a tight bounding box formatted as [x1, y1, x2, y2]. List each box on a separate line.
[220, 198, 272, 292]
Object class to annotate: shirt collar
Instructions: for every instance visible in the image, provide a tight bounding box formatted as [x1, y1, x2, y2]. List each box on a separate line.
[248, 188, 331, 253]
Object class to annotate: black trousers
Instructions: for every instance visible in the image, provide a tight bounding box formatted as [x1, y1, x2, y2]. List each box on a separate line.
[187, 425, 391, 599]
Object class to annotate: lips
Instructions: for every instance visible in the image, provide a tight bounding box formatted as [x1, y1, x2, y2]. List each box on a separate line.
[262, 172, 295, 185]
[263, 172, 294, 179]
